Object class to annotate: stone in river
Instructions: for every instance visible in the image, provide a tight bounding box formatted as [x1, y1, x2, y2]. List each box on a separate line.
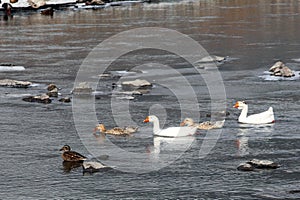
[237, 163, 255, 171]
[247, 159, 280, 169]
[22, 94, 51, 104]
[72, 82, 92, 95]
[121, 79, 152, 91]
[59, 97, 71, 103]
[0, 79, 32, 88]
[269, 61, 295, 77]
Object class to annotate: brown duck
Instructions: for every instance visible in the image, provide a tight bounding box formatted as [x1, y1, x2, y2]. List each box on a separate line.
[59, 145, 87, 162]
[94, 124, 138, 136]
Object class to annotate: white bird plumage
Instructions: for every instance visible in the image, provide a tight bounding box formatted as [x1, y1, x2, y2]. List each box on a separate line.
[233, 101, 275, 124]
[144, 115, 197, 137]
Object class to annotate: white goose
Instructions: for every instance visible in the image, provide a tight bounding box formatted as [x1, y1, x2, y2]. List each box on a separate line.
[143, 115, 197, 137]
[233, 101, 275, 124]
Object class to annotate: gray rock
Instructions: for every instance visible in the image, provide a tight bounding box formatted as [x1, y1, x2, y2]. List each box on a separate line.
[0, 79, 32, 88]
[22, 94, 51, 104]
[72, 82, 92, 95]
[269, 61, 295, 77]
[121, 79, 152, 91]
[47, 87, 58, 97]
[247, 159, 280, 169]
[59, 97, 71, 103]
[237, 163, 254, 171]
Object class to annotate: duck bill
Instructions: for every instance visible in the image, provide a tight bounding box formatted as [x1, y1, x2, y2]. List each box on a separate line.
[59, 148, 63, 151]
[143, 117, 149, 123]
[233, 102, 239, 108]
[179, 122, 185, 126]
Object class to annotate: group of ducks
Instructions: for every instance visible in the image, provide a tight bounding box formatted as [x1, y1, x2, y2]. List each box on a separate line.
[60, 100, 275, 164]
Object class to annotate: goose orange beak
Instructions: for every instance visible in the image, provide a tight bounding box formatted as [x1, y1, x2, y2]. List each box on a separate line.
[143, 116, 149, 123]
[180, 122, 185, 126]
[233, 102, 239, 108]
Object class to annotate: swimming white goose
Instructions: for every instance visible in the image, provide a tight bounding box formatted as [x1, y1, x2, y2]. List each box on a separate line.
[233, 101, 275, 124]
[180, 118, 225, 130]
[143, 115, 197, 137]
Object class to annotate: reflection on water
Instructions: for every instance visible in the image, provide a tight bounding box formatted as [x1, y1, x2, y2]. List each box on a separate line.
[62, 161, 83, 173]
[236, 124, 274, 157]
[148, 136, 195, 160]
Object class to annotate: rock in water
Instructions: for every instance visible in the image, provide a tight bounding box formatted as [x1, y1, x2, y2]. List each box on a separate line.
[237, 163, 255, 171]
[72, 82, 92, 95]
[247, 159, 280, 169]
[269, 61, 295, 77]
[0, 79, 32, 88]
[121, 79, 152, 90]
[59, 97, 71, 103]
[22, 94, 51, 104]
[237, 159, 280, 171]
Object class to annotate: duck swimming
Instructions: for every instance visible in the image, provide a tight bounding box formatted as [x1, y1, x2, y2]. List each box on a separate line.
[94, 124, 138, 136]
[180, 118, 225, 130]
[144, 115, 197, 137]
[59, 145, 87, 162]
[233, 101, 275, 124]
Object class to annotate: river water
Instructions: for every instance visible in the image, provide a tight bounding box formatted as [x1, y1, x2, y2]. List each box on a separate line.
[1, 0, 300, 199]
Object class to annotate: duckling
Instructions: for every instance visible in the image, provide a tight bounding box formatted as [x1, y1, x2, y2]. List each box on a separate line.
[59, 145, 87, 162]
[94, 124, 138, 136]
[180, 118, 224, 130]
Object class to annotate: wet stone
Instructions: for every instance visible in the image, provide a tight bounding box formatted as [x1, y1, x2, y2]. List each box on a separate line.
[269, 61, 295, 77]
[22, 94, 51, 104]
[58, 97, 71, 103]
[0, 79, 32, 88]
[121, 79, 152, 91]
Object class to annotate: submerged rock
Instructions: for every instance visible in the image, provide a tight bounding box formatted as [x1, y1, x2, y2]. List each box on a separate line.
[22, 94, 51, 104]
[58, 97, 71, 103]
[72, 82, 92, 95]
[121, 79, 152, 91]
[0, 79, 32, 88]
[196, 55, 227, 63]
[269, 61, 295, 77]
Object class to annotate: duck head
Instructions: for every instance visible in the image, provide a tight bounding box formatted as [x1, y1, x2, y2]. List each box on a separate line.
[180, 118, 194, 126]
[94, 124, 106, 132]
[60, 145, 71, 152]
[233, 101, 247, 110]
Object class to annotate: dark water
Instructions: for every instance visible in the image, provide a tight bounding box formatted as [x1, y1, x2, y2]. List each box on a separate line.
[1, 0, 300, 199]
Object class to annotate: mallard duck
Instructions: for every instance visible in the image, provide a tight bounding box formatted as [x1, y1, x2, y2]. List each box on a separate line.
[94, 124, 138, 136]
[59, 145, 87, 162]
[233, 101, 275, 124]
[143, 115, 197, 137]
[180, 118, 224, 130]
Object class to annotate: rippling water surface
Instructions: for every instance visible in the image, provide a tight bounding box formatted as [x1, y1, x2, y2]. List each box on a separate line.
[1, 0, 300, 199]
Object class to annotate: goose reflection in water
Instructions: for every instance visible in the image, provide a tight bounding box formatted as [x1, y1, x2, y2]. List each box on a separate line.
[146, 136, 195, 160]
[236, 124, 274, 157]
